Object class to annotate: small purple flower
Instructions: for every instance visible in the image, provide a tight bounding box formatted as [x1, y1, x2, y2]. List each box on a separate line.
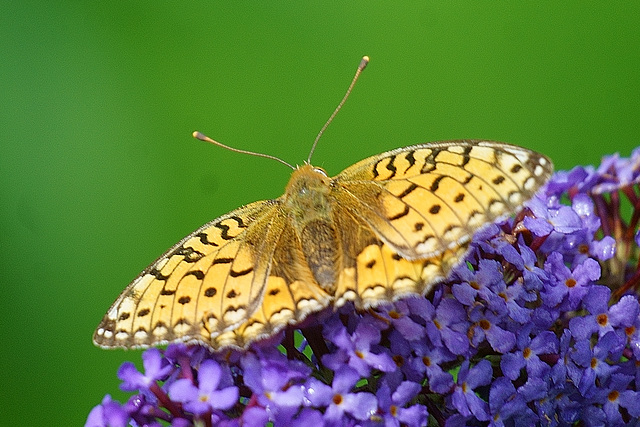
[409, 339, 456, 394]
[570, 331, 621, 397]
[123, 393, 171, 426]
[306, 366, 377, 422]
[541, 252, 600, 310]
[407, 297, 470, 356]
[534, 383, 582, 425]
[594, 373, 640, 424]
[500, 326, 558, 381]
[544, 165, 593, 196]
[592, 147, 640, 193]
[451, 259, 504, 307]
[118, 348, 173, 392]
[571, 193, 600, 233]
[449, 360, 492, 421]
[241, 349, 310, 419]
[526, 196, 584, 236]
[376, 300, 426, 341]
[589, 235, 617, 261]
[609, 294, 640, 330]
[169, 359, 238, 414]
[374, 380, 427, 427]
[619, 298, 640, 360]
[468, 306, 516, 353]
[518, 240, 548, 291]
[489, 377, 538, 424]
[569, 286, 618, 342]
[323, 317, 396, 376]
[86, 395, 129, 427]
[550, 330, 580, 389]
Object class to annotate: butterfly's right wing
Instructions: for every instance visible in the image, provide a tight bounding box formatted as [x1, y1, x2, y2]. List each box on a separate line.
[328, 141, 552, 309]
[93, 198, 331, 351]
[332, 140, 553, 260]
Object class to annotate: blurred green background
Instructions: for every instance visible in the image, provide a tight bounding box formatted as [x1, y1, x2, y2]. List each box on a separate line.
[2, 2, 639, 424]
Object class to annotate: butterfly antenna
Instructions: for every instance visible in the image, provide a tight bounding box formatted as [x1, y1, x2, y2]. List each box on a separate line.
[307, 56, 369, 164]
[192, 131, 295, 170]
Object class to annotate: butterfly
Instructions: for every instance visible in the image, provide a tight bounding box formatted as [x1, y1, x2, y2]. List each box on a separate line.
[93, 57, 553, 351]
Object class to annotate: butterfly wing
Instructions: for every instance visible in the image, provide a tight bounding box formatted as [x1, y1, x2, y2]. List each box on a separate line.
[94, 198, 331, 350]
[333, 140, 552, 259]
[329, 140, 552, 307]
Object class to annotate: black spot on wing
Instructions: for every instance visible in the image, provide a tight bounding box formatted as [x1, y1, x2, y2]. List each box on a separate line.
[460, 145, 473, 166]
[212, 258, 234, 265]
[213, 216, 248, 241]
[398, 183, 418, 199]
[195, 232, 218, 246]
[404, 150, 416, 169]
[230, 267, 253, 278]
[372, 158, 381, 179]
[172, 246, 205, 262]
[430, 175, 445, 192]
[185, 270, 205, 280]
[386, 155, 397, 178]
[215, 222, 234, 240]
[230, 215, 248, 228]
[389, 204, 410, 221]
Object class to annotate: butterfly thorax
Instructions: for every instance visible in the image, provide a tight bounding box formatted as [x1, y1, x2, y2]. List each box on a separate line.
[284, 164, 339, 293]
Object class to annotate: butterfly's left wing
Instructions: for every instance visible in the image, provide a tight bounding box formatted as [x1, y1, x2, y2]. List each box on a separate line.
[332, 140, 552, 260]
[210, 215, 334, 349]
[94, 198, 332, 351]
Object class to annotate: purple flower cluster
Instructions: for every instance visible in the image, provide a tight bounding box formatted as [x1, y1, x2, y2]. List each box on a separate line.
[87, 147, 640, 426]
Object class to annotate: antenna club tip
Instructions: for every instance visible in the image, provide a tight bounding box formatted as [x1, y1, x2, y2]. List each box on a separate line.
[359, 56, 370, 69]
[192, 131, 205, 140]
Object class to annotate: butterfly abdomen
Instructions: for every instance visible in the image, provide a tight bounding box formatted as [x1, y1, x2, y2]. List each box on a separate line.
[300, 220, 339, 292]
[284, 165, 341, 293]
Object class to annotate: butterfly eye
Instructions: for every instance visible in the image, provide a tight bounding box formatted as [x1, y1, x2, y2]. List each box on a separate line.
[313, 167, 328, 176]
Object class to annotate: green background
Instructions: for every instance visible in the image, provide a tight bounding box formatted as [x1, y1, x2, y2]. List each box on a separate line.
[2, 2, 639, 424]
